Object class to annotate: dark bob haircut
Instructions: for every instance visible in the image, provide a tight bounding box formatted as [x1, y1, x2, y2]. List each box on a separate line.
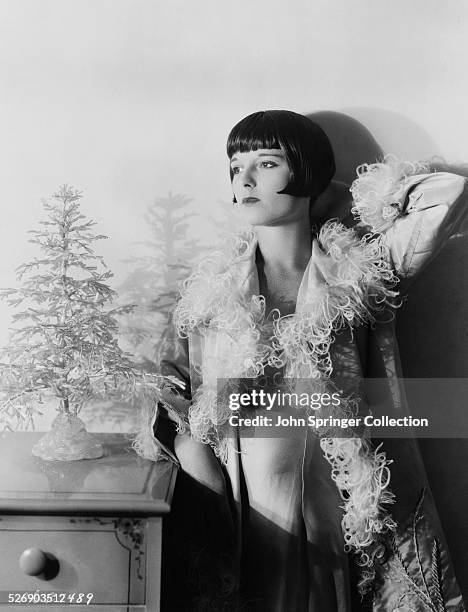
[227, 110, 336, 200]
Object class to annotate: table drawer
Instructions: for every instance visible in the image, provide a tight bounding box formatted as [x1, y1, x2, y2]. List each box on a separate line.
[0, 516, 161, 610]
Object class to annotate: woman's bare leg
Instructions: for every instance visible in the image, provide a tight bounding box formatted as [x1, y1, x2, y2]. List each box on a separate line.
[174, 432, 227, 495]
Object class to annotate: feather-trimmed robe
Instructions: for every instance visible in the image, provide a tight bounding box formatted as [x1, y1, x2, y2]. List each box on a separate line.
[144, 160, 467, 611]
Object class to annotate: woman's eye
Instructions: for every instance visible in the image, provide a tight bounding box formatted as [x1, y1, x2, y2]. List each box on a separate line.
[231, 166, 241, 175]
[260, 161, 277, 168]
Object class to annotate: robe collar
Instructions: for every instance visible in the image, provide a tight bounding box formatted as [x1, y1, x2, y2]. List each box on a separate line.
[235, 232, 341, 315]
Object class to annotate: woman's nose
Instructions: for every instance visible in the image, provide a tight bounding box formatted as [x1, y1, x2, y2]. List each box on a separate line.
[243, 167, 256, 188]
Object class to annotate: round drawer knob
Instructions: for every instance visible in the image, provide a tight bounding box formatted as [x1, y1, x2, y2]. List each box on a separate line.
[19, 548, 59, 579]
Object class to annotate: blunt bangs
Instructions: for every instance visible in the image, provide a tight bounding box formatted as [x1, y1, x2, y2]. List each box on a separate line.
[227, 110, 336, 199]
[227, 112, 282, 159]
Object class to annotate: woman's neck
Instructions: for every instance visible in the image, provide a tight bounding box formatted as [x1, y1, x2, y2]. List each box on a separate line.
[255, 221, 313, 273]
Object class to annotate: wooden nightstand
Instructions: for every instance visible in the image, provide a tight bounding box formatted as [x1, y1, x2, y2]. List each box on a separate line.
[0, 432, 177, 612]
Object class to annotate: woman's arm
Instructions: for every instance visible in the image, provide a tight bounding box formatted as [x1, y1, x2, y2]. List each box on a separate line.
[157, 333, 228, 495]
[351, 161, 468, 288]
[384, 172, 468, 283]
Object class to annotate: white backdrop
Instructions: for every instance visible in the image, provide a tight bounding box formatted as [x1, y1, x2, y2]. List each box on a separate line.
[1, 0, 467, 427]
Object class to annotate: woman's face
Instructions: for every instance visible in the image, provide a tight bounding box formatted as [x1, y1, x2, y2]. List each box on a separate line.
[230, 148, 309, 226]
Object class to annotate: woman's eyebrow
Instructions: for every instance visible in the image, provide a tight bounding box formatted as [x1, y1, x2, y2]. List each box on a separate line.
[230, 151, 285, 164]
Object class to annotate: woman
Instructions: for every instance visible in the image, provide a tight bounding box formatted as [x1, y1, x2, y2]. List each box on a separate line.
[144, 110, 467, 611]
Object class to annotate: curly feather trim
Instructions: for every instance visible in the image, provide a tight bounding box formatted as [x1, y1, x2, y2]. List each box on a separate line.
[171, 221, 400, 593]
[350, 154, 429, 233]
[320, 437, 396, 594]
[271, 221, 399, 379]
[174, 230, 260, 338]
[131, 399, 164, 461]
[131, 385, 170, 461]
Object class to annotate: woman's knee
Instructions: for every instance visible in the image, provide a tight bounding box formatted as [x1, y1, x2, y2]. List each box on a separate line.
[174, 432, 227, 496]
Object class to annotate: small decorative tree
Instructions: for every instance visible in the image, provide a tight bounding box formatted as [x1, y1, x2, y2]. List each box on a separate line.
[0, 185, 163, 461]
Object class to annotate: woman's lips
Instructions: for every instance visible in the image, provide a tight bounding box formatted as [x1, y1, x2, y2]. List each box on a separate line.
[242, 197, 260, 204]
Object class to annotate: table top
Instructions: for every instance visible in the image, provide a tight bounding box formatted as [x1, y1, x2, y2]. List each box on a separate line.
[0, 432, 177, 516]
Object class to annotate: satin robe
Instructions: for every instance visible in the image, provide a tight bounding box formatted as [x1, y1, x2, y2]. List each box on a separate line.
[156, 171, 468, 611]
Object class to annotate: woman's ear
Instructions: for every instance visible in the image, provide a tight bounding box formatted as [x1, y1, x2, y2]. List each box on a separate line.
[310, 180, 354, 227]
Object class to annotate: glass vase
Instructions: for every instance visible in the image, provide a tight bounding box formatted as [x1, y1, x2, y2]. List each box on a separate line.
[31, 412, 104, 461]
